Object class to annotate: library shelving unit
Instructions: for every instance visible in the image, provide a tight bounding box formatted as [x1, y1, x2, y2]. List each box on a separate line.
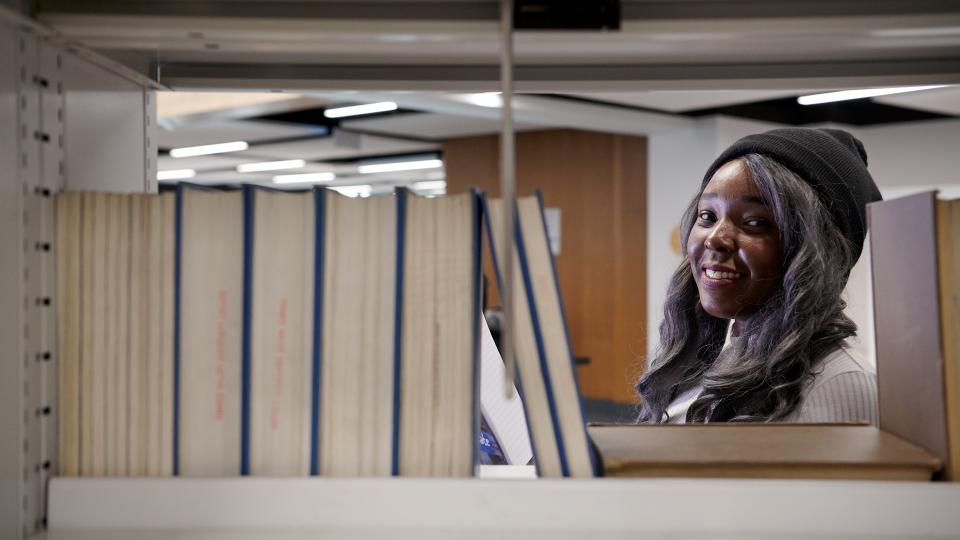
[4, 6, 960, 540]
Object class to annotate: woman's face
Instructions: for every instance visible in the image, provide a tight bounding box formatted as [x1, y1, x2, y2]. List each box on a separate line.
[687, 159, 783, 326]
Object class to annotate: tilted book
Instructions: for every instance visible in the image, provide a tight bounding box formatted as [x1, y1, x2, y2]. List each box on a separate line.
[484, 193, 596, 478]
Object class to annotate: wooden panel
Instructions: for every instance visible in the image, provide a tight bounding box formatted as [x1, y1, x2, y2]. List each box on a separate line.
[869, 193, 949, 471]
[443, 129, 646, 404]
[588, 424, 940, 480]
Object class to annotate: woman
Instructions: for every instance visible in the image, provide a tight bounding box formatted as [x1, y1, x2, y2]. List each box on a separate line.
[637, 127, 882, 424]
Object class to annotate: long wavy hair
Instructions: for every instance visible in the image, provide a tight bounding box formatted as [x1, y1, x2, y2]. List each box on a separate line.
[636, 153, 857, 423]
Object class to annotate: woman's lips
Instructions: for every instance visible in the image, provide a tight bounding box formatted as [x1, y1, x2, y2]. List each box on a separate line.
[701, 266, 742, 288]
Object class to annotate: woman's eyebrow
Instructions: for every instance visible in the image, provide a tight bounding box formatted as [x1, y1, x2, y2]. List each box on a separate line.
[700, 192, 766, 205]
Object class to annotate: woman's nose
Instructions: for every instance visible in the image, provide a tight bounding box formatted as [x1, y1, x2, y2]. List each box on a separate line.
[704, 219, 736, 252]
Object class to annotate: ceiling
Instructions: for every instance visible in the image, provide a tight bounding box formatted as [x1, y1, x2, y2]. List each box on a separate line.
[25, 0, 960, 192]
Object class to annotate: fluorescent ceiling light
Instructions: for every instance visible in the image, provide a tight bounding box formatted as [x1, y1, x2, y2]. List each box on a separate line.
[323, 101, 398, 119]
[412, 180, 446, 191]
[272, 172, 335, 184]
[169, 141, 248, 158]
[798, 85, 948, 105]
[463, 92, 503, 108]
[237, 159, 306, 173]
[357, 159, 443, 175]
[331, 185, 373, 198]
[156, 169, 195, 181]
[872, 27, 960, 38]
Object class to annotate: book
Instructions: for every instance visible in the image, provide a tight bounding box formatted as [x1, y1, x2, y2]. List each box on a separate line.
[316, 190, 397, 477]
[589, 424, 940, 480]
[159, 192, 177, 477]
[55, 192, 82, 477]
[175, 185, 245, 477]
[484, 193, 596, 478]
[244, 186, 315, 476]
[869, 191, 960, 480]
[88, 192, 107, 477]
[397, 189, 481, 477]
[127, 195, 147, 476]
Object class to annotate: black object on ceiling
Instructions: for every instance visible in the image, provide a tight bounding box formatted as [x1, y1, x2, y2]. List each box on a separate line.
[514, 0, 620, 30]
[255, 106, 420, 128]
[683, 96, 952, 126]
[548, 93, 953, 126]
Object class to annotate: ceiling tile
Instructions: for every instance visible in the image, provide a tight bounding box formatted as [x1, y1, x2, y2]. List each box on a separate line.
[246, 133, 437, 160]
[157, 119, 326, 149]
[342, 113, 535, 139]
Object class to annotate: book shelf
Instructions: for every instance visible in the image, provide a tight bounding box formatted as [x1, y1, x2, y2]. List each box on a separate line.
[0, 11, 156, 538]
[5, 8, 960, 540]
[41, 477, 960, 539]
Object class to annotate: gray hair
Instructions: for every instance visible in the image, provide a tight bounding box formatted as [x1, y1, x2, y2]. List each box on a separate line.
[636, 153, 857, 422]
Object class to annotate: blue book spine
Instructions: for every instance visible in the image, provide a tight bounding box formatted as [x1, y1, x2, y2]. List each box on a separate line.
[240, 186, 255, 475]
[173, 185, 185, 476]
[479, 193, 505, 293]
[514, 199, 570, 477]
[390, 188, 408, 476]
[309, 188, 326, 476]
[469, 189, 482, 472]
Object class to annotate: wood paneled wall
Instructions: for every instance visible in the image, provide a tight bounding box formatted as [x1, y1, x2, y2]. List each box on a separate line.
[443, 129, 646, 404]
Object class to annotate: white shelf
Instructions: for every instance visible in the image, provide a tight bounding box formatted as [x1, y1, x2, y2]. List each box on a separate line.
[46, 476, 960, 539]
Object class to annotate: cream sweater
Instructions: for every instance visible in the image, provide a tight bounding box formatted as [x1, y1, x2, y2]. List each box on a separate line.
[664, 339, 878, 425]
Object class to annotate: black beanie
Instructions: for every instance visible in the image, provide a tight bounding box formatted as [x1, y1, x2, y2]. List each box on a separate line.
[701, 127, 883, 263]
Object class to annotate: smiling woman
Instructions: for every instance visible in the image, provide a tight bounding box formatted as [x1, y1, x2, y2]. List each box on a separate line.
[636, 128, 883, 424]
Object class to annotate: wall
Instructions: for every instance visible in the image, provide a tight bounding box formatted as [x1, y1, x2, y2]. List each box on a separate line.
[62, 53, 155, 192]
[443, 129, 647, 404]
[645, 118, 716, 362]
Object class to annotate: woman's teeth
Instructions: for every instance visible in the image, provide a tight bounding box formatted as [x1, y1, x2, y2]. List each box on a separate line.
[705, 268, 741, 280]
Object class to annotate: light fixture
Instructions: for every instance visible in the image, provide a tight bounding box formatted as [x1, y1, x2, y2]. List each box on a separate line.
[169, 141, 248, 158]
[272, 172, 335, 184]
[156, 169, 195, 180]
[412, 180, 446, 191]
[797, 85, 948, 106]
[331, 185, 373, 198]
[237, 159, 306, 173]
[462, 92, 503, 108]
[323, 102, 398, 119]
[871, 27, 960, 38]
[357, 159, 443, 175]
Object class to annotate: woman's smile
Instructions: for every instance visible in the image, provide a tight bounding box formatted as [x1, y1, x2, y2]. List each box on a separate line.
[700, 264, 744, 288]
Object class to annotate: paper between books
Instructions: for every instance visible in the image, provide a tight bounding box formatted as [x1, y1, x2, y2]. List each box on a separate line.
[480, 314, 533, 466]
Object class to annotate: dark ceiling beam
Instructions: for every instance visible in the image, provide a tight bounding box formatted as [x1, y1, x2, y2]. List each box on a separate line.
[32, 1, 499, 20]
[156, 59, 960, 91]
[621, 0, 960, 19]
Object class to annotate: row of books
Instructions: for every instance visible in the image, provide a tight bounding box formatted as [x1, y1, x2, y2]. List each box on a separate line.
[55, 185, 593, 478]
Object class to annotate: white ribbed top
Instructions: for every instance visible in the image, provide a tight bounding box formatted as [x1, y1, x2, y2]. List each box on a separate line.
[665, 339, 878, 425]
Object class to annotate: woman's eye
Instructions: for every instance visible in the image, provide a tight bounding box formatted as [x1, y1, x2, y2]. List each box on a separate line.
[697, 210, 715, 222]
[745, 218, 769, 227]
